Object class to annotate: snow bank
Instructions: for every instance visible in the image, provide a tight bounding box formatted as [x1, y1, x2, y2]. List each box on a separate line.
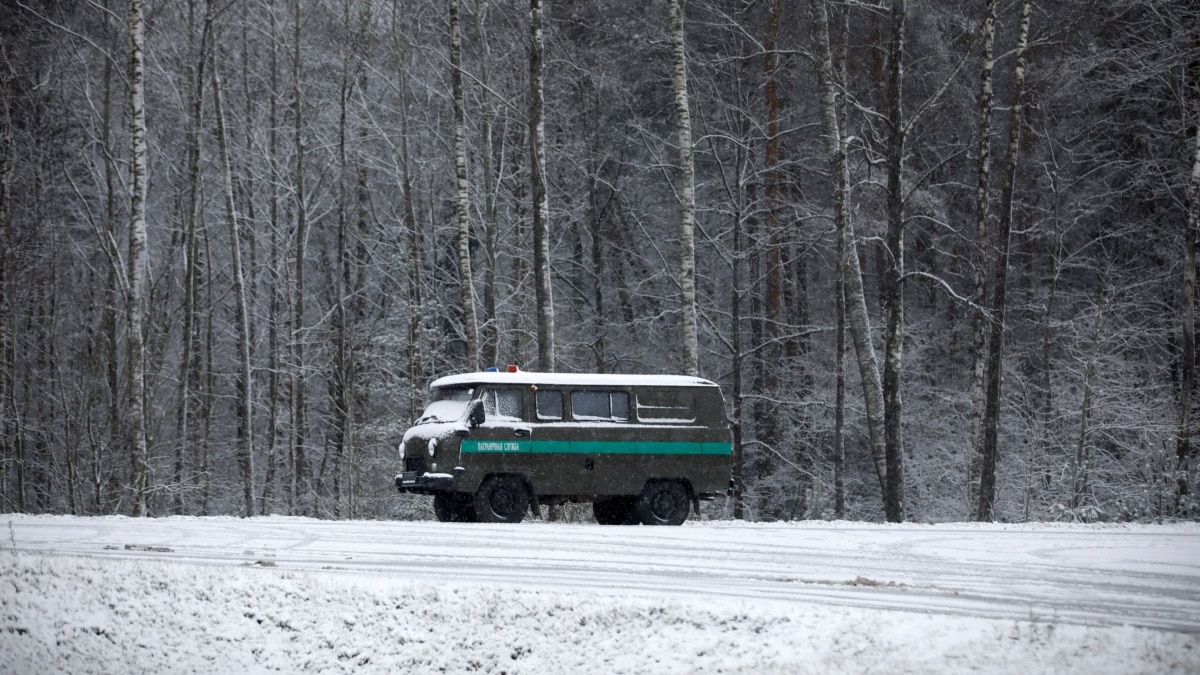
[1, 550, 1195, 674]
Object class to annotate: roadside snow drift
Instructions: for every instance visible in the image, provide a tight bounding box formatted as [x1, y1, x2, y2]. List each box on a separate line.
[2, 516, 1198, 674]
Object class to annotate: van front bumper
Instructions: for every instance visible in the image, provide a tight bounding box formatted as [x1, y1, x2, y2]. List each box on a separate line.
[395, 471, 457, 494]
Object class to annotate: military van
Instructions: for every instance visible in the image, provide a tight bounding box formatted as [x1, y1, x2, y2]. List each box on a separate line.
[394, 367, 732, 525]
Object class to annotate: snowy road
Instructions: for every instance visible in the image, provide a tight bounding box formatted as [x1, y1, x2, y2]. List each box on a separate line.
[6, 516, 1200, 632]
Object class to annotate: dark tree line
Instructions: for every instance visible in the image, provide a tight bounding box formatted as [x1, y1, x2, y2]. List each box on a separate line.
[1, 0, 1197, 522]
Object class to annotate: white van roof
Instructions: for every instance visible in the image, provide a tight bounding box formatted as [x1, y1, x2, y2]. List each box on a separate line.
[429, 371, 719, 390]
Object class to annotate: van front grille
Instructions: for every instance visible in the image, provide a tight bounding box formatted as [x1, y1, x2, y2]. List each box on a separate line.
[404, 455, 427, 474]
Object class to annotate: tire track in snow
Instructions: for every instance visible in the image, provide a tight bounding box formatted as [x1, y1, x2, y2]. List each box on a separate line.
[6, 515, 1198, 632]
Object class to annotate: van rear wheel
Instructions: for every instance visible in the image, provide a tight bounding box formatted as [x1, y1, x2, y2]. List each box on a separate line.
[593, 497, 637, 525]
[474, 475, 530, 523]
[635, 480, 690, 526]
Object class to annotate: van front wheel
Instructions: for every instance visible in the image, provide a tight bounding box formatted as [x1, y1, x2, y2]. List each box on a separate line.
[474, 475, 530, 523]
[635, 480, 690, 526]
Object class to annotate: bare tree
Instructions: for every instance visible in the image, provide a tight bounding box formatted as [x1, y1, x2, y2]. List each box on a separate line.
[290, 0, 310, 514]
[832, 0, 850, 520]
[977, 0, 1032, 522]
[450, 0, 479, 371]
[259, 0, 284, 511]
[968, 0, 998, 519]
[879, 0, 907, 523]
[1070, 292, 1111, 513]
[261, 0, 283, 514]
[1180, 61, 1200, 512]
[209, 0, 256, 518]
[530, 0, 554, 372]
[397, 65, 423, 424]
[476, 1, 500, 370]
[810, 0, 889, 504]
[756, 0, 785, 475]
[125, 0, 150, 517]
[0, 55, 10, 512]
[99, 0, 123, 515]
[327, 0, 372, 519]
[173, 0, 212, 516]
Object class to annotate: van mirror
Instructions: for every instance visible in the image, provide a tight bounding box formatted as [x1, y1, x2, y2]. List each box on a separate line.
[467, 399, 485, 427]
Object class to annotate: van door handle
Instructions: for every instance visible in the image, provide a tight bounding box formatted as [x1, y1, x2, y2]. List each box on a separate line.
[514, 428, 531, 437]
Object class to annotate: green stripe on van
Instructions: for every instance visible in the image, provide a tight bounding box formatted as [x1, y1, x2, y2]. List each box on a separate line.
[461, 439, 730, 455]
[460, 439, 527, 453]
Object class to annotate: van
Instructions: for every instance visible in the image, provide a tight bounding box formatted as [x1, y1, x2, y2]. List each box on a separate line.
[394, 368, 732, 525]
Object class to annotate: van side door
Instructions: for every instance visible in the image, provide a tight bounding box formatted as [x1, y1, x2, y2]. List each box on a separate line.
[569, 389, 633, 495]
[525, 388, 576, 495]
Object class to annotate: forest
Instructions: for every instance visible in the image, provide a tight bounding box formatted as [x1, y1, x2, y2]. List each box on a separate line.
[1, 0, 1197, 523]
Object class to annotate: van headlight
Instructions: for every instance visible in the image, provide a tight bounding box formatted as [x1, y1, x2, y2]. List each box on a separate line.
[428, 439, 438, 457]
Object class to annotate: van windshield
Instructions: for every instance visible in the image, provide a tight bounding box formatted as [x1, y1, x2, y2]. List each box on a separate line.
[416, 387, 474, 424]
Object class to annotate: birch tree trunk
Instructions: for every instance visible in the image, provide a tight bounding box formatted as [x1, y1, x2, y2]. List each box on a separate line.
[530, 0, 555, 372]
[668, 0, 698, 377]
[810, 0, 889, 499]
[450, 0, 479, 371]
[126, 0, 150, 517]
[968, 0, 997, 520]
[977, 0, 1032, 522]
[209, 3, 256, 518]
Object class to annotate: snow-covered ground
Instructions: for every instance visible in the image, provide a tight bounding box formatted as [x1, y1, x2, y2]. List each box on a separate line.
[2, 516, 1198, 673]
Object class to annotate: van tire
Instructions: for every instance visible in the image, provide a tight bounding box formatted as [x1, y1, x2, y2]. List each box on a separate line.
[635, 480, 690, 526]
[474, 475, 530, 523]
[593, 497, 637, 525]
[433, 492, 477, 522]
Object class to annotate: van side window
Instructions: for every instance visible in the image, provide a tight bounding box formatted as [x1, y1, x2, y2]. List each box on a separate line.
[535, 390, 563, 421]
[482, 389, 523, 421]
[571, 391, 629, 422]
[636, 390, 696, 424]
